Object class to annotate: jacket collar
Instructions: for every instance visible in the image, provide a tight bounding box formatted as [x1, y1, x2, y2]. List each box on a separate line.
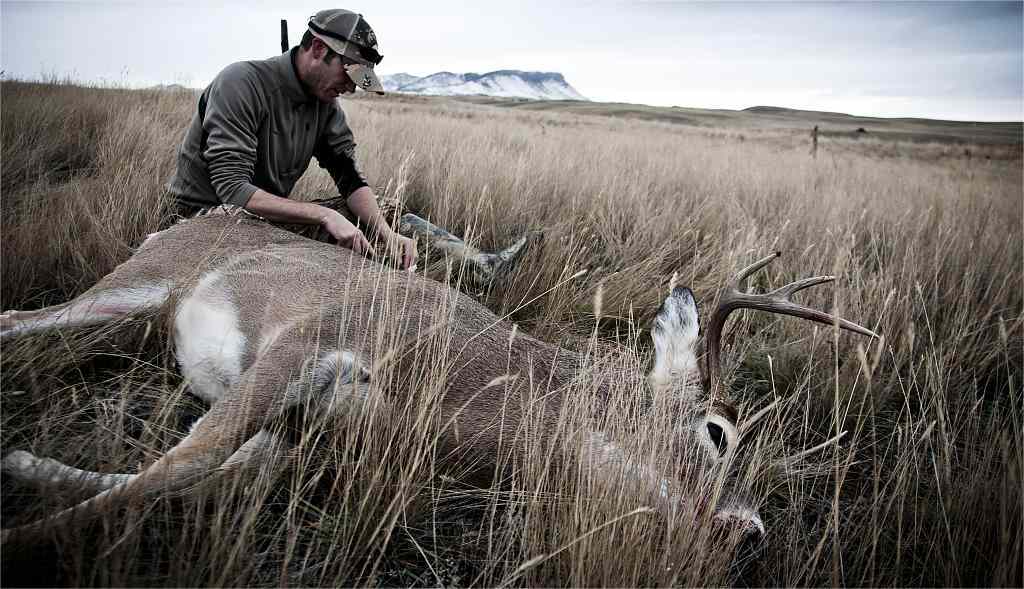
[268, 48, 316, 104]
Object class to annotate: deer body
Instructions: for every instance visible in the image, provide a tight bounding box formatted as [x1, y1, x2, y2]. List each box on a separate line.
[1, 211, 877, 547]
[0, 214, 597, 543]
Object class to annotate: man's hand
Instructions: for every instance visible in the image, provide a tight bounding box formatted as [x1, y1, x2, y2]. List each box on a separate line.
[245, 190, 376, 259]
[385, 234, 418, 271]
[321, 210, 375, 258]
[344, 187, 418, 270]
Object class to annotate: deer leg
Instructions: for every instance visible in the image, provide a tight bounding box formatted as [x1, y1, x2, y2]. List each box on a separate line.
[210, 350, 374, 479]
[398, 213, 537, 286]
[1, 432, 283, 505]
[0, 360, 275, 546]
[0, 408, 263, 546]
[582, 430, 674, 500]
[1, 439, 228, 546]
[0, 416, 269, 498]
[1, 422, 348, 546]
[581, 431, 764, 539]
[1, 451, 134, 497]
[184, 355, 372, 482]
[0, 283, 171, 340]
[206, 369, 373, 483]
[218, 430, 277, 472]
[0, 349, 373, 546]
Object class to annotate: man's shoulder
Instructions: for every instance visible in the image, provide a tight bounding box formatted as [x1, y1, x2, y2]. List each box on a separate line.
[214, 59, 270, 88]
[210, 53, 305, 107]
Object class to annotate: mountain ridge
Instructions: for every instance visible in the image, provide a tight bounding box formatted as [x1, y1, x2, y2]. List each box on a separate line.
[381, 70, 587, 101]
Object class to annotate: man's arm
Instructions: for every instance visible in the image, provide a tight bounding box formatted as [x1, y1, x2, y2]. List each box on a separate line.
[347, 187, 417, 270]
[314, 107, 416, 269]
[201, 63, 262, 208]
[245, 189, 374, 257]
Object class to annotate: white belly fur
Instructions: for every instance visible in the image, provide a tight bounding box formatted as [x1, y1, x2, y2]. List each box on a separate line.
[174, 270, 246, 404]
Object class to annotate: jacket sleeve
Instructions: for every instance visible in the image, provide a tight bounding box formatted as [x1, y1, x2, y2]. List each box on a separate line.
[201, 62, 263, 207]
[314, 105, 369, 198]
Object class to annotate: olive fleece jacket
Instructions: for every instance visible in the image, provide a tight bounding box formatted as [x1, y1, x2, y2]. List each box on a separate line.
[168, 48, 368, 211]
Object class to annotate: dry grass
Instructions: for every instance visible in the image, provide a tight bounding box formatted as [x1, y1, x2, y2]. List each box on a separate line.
[1, 80, 1021, 586]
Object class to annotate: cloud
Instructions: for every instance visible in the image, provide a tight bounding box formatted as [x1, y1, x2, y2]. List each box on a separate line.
[3, 0, 1020, 120]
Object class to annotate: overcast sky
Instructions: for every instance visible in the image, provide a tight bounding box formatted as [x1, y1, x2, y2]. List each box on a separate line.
[2, 1, 1021, 121]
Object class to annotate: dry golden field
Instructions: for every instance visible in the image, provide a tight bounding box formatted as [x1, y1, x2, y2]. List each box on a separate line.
[1, 80, 1021, 587]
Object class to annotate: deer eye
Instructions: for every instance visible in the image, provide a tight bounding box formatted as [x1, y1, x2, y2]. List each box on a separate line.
[707, 422, 727, 455]
[701, 415, 738, 459]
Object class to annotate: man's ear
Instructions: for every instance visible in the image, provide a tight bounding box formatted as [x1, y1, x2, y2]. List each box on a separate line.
[648, 286, 702, 397]
[309, 37, 330, 61]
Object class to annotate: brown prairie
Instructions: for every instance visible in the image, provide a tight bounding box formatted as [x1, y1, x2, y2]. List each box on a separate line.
[0, 80, 1021, 587]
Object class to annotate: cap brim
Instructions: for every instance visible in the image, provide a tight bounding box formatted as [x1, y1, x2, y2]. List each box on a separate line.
[309, 30, 385, 95]
[344, 62, 385, 95]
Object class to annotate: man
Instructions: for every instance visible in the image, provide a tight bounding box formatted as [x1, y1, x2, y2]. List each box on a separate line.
[168, 9, 416, 269]
[169, 9, 534, 282]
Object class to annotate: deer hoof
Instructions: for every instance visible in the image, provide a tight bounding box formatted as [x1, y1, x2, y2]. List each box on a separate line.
[489, 229, 544, 280]
[1, 450, 38, 478]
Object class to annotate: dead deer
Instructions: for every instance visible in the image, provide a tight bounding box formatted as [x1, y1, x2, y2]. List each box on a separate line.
[0, 211, 877, 548]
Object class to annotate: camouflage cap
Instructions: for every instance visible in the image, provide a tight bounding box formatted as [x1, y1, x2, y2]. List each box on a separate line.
[308, 9, 385, 94]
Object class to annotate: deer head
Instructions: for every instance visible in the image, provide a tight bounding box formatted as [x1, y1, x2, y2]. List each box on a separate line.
[644, 252, 878, 538]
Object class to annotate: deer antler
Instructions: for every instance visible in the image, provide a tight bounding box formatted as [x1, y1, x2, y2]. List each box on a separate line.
[705, 252, 879, 397]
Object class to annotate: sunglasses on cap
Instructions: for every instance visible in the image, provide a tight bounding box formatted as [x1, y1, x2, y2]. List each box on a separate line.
[308, 20, 383, 66]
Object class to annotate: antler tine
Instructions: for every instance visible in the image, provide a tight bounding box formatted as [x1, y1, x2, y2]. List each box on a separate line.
[705, 252, 879, 398]
[761, 288, 881, 339]
[769, 275, 835, 298]
[732, 251, 782, 292]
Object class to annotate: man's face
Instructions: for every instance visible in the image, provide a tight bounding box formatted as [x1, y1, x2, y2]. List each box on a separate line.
[306, 42, 357, 102]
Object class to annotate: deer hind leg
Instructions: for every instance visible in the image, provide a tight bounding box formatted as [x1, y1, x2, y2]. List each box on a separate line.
[215, 360, 372, 481]
[6, 349, 377, 491]
[0, 401, 263, 547]
[398, 213, 538, 286]
[0, 438, 272, 497]
[0, 349, 372, 546]
[0, 354, 276, 547]
[0, 283, 172, 340]
[0, 431, 282, 533]
[1, 451, 135, 497]
[211, 351, 373, 491]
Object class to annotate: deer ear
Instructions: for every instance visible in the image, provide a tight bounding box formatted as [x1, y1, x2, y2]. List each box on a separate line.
[649, 286, 701, 395]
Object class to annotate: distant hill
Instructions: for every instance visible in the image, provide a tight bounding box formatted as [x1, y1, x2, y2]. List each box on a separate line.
[430, 96, 1021, 146]
[380, 70, 587, 101]
[380, 73, 420, 90]
[744, 105, 855, 118]
[737, 104, 1022, 144]
[149, 83, 193, 93]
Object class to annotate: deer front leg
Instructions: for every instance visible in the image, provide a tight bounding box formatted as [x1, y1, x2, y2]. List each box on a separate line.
[398, 213, 536, 286]
[581, 430, 764, 540]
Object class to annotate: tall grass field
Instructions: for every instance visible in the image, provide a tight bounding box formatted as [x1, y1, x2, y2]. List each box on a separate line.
[1, 80, 1021, 586]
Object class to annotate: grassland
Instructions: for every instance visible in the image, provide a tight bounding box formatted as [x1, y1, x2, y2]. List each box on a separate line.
[1, 80, 1021, 587]
[453, 94, 1024, 147]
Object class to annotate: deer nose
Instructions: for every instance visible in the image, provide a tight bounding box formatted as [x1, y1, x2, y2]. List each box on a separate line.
[713, 506, 765, 542]
[704, 414, 739, 459]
